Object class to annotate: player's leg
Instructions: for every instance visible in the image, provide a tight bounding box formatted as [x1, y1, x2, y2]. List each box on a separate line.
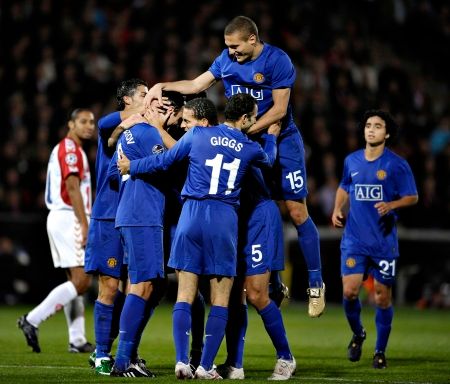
[218, 276, 246, 378]
[111, 226, 163, 377]
[195, 276, 234, 379]
[18, 211, 83, 352]
[343, 272, 366, 362]
[173, 271, 199, 379]
[189, 290, 206, 370]
[64, 266, 93, 352]
[84, 218, 125, 370]
[276, 130, 324, 317]
[246, 272, 296, 380]
[371, 257, 395, 369]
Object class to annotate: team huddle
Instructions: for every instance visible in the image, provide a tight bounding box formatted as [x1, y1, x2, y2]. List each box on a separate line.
[17, 15, 418, 379]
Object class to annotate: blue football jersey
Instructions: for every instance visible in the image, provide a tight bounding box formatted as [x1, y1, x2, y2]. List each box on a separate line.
[129, 124, 277, 207]
[209, 43, 297, 135]
[115, 123, 166, 227]
[91, 112, 121, 219]
[340, 148, 417, 257]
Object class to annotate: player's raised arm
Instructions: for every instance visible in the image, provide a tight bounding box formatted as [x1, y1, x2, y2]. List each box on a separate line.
[126, 128, 195, 176]
[144, 71, 216, 108]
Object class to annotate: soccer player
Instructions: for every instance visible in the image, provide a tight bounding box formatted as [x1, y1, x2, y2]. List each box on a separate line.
[18, 109, 96, 353]
[217, 163, 296, 380]
[84, 78, 149, 375]
[331, 110, 418, 369]
[145, 15, 325, 317]
[118, 93, 278, 379]
[108, 94, 175, 378]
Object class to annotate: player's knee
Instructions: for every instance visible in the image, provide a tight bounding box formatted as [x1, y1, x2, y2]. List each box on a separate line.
[374, 292, 391, 308]
[98, 279, 119, 304]
[287, 202, 308, 225]
[343, 286, 359, 300]
[246, 287, 269, 310]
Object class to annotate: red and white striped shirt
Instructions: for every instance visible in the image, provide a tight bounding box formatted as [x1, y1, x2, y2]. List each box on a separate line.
[45, 137, 91, 213]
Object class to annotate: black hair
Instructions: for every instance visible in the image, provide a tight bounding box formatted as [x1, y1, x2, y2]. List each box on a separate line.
[162, 90, 184, 112]
[185, 91, 207, 102]
[184, 98, 218, 125]
[224, 16, 259, 40]
[362, 109, 398, 142]
[116, 78, 148, 110]
[70, 108, 92, 121]
[224, 93, 257, 122]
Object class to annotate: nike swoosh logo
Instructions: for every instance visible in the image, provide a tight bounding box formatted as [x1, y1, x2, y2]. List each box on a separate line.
[185, 331, 190, 336]
[252, 262, 263, 268]
[293, 188, 304, 194]
[351, 172, 359, 177]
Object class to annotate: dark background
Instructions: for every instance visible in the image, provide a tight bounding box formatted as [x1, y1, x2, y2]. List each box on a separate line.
[0, 0, 449, 307]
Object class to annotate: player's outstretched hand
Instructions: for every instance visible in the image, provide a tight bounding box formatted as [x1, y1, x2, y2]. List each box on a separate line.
[108, 113, 146, 148]
[144, 83, 166, 109]
[117, 152, 131, 175]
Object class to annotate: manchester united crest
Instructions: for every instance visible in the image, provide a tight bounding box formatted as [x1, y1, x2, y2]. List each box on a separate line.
[376, 170, 387, 180]
[346, 257, 356, 268]
[107, 257, 118, 268]
[253, 73, 265, 83]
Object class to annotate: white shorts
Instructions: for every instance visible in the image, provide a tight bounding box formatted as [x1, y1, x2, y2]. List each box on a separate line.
[47, 210, 90, 268]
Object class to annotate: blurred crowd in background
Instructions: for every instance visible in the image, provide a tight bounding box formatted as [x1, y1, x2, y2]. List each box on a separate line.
[0, 0, 450, 307]
[1, 0, 449, 228]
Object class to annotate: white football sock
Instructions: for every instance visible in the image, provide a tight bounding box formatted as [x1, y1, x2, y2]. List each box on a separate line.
[64, 295, 87, 346]
[27, 281, 77, 327]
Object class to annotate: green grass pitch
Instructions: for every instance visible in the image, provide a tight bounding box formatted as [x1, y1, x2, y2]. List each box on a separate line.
[0, 302, 449, 383]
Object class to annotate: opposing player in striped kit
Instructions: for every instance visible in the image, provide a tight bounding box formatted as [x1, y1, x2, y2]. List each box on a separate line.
[18, 109, 96, 353]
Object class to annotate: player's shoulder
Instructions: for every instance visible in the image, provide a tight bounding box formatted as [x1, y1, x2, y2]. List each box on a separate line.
[264, 43, 291, 60]
[346, 148, 364, 161]
[61, 137, 78, 153]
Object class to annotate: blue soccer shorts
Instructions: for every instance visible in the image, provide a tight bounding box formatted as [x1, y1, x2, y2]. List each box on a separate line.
[270, 127, 309, 201]
[168, 199, 238, 277]
[238, 200, 284, 276]
[341, 248, 397, 287]
[119, 226, 164, 284]
[84, 218, 124, 278]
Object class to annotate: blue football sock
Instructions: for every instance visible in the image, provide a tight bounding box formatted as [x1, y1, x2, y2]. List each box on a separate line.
[375, 306, 393, 353]
[225, 304, 248, 368]
[109, 290, 126, 351]
[200, 305, 228, 371]
[296, 217, 323, 287]
[259, 301, 292, 360]
[131, 297, 155, 360]
[173, 301, 192, 364]
[114, 293, 146, 371]
[191, 292, 205, 354]
[94, 300, 114, 359]
[343, 298, 364, 336]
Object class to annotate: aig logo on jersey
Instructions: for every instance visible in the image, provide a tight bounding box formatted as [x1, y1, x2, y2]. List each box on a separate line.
[355, 184, 383, 201]
[231, 85, 263, 100]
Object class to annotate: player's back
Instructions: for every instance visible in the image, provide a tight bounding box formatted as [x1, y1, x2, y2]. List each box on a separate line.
[181, 124, 269, 206]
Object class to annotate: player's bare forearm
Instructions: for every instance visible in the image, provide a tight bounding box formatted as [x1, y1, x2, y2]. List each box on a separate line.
[332, 188, 349, 227]
[374, 195, 418, 216]
[247, 109, 286, 135]
[66, 175, 89, 245]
